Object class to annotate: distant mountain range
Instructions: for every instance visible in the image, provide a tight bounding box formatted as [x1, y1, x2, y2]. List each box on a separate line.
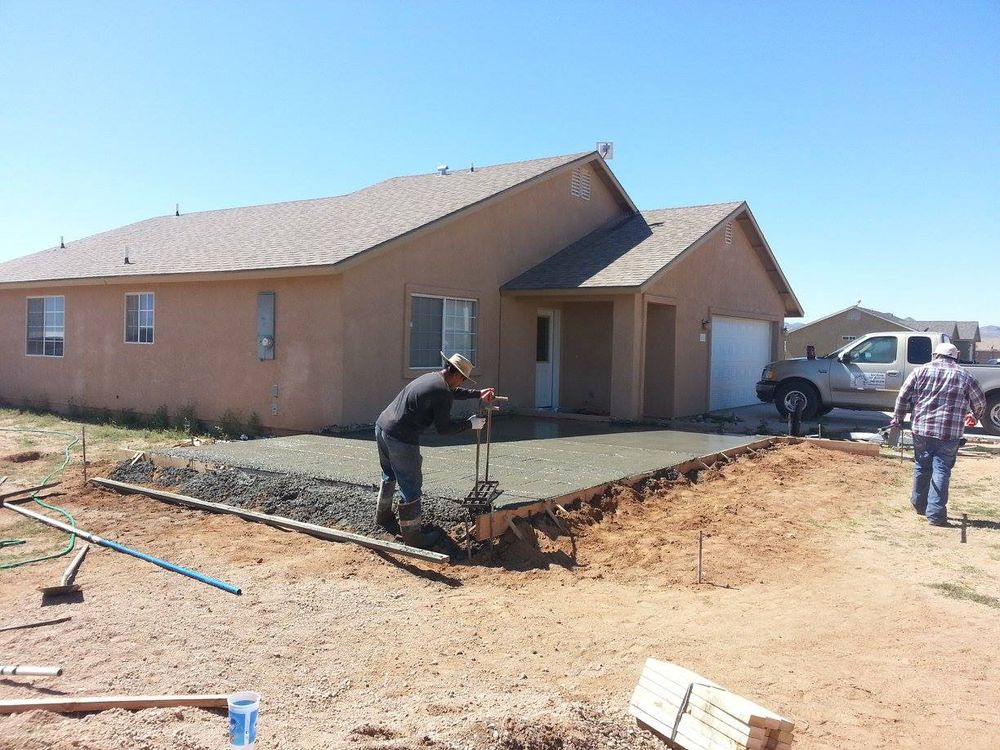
[982, 324, 1000, 338]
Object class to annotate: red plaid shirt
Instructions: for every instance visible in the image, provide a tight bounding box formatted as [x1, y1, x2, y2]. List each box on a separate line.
[893, 358, 986, 440]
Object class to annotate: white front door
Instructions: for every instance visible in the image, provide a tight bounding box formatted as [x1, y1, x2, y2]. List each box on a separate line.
[709, 316, 773, 411]
[535, 310, 559, 408]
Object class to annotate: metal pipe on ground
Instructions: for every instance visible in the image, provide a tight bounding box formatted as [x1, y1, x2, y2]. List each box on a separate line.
[1, 502, 241, 596]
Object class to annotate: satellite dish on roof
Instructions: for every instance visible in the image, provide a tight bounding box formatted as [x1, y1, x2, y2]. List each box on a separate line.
[596, 142, 614, 159]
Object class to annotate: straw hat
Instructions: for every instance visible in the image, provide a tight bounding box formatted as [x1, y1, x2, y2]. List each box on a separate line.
[440, 352, 476, 382]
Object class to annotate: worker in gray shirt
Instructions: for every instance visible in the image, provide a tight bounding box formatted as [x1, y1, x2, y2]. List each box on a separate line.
[375, 352, 495, 548]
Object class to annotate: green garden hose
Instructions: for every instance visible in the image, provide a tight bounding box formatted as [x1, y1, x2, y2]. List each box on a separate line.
[0, 427, 79, 569]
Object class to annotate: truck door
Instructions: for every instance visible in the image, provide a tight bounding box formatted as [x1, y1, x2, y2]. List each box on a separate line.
[829, 335, 903, 408]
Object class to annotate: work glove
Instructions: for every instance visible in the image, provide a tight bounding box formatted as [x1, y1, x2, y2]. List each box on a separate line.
[469, 416, 486, 431]
[964, 413, 977, 428]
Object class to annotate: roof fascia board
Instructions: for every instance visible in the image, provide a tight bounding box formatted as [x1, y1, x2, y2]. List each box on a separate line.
[589, 155, 639, 213]
[733, 206, 805, 317]
[793, 305, 918, 333]
[0, 264, 340, 290]
[500, 285, 637, 297]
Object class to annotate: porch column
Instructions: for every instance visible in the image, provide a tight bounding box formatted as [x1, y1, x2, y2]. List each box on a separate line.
[610, 295, 644, 420]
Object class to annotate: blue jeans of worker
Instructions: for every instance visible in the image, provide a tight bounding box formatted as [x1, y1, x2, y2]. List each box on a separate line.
[374, 426, 423, 502]
[911, 434, 961, 523]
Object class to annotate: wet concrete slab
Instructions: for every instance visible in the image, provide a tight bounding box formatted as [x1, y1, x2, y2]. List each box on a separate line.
[161, 416, 757, 509]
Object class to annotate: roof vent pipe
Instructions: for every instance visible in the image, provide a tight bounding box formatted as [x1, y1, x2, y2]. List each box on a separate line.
[436, 164, 449, 176]
[124, 245, 132, 265]
[60, 236, 65, 249]
[470, 162, 475, 173]
[175, 203, 180, 217]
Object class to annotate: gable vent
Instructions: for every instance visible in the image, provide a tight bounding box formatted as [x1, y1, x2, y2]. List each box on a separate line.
[724, 222, 734, 245]
[570, 168, 592, 200]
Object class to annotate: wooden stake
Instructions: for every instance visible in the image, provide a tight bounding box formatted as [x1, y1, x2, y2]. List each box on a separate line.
[0, 482, 62, 501]
[697, 531, 703, 584]
[0, 694, 229, 714]
[82, 425, 88, 484]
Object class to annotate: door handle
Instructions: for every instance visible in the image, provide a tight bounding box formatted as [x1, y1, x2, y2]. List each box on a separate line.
[886, 370, 899, 376]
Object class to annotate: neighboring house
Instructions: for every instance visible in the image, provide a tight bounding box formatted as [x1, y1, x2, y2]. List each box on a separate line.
[0, 152, 802, 432]
[785, 305, 981, 362]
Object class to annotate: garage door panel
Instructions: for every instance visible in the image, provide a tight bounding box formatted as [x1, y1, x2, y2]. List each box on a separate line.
[710, 317, 772, 411]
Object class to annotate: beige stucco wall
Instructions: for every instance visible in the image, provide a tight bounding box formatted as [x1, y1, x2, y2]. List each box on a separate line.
[785, 311, 909, 359]
[0, 275, 344, 431]
[643, 303, 676, 418]
[337, 161, 627, 424]
[0, 160, 626, 432]
[643, 219, 786, 417]
[559, 301, 614, 413]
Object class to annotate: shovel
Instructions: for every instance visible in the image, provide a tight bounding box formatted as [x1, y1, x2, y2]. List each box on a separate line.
[39, 545, 88, 598]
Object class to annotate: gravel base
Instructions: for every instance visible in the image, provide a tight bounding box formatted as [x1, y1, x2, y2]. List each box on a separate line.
[107, 460, 469, 538]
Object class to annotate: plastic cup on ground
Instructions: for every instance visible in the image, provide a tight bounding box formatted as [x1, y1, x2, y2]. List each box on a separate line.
[227, 691, 260, 748]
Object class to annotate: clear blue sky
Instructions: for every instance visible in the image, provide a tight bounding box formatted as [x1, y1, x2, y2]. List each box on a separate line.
[2, 1, 997, 325]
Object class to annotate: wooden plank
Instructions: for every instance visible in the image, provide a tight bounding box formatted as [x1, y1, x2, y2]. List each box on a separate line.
[633, 674, 768, 746]
[91, 477, 449, 565]
[0, 694, 229, 714]
[632, 702, 741, 750]
[474, 438, 778, 541]
[0, 482, 62, 501]
[632, 681, 762, 748]
[641, 659, 793, 731]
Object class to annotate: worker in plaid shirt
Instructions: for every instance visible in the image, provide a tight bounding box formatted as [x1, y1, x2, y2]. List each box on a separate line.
[891, 342, 986, 526]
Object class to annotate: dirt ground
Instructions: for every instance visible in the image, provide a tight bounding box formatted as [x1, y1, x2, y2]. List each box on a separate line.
[1, 434, 999, 750]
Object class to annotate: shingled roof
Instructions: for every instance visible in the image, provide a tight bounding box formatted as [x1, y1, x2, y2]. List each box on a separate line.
[502, 203, 743, 290]
[0, 152, 616, 285]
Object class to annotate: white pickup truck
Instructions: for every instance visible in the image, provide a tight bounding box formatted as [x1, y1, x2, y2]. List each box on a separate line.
[756, 331, 1000, 436]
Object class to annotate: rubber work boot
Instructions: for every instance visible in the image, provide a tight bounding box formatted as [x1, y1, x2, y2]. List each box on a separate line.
[375, 480, 396, 527]
[397, 497, 441, 549]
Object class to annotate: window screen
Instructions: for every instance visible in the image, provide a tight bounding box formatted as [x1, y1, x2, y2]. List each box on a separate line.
[409, 295, 477, 368]
[26, 296, 64, 357]
[125, 293, 154, 343]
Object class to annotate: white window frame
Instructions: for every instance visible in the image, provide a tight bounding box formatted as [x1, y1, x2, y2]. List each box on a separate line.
[408, 293, 478, 370]
[124, 292, 155, 345]
[25, 295, 65, 358]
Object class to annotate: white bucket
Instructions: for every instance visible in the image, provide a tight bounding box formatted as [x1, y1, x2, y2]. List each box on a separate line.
[227, 691, 260, 748]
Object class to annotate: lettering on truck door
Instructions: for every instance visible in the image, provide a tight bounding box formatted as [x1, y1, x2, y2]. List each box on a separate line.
[829, 335, 903, 408]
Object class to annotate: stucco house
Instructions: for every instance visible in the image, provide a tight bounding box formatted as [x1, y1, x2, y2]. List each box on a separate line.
[0, 151, 802, 432]
[785, 304, 980, 362]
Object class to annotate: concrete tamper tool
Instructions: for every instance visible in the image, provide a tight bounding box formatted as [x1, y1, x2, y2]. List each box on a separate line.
[457, 395, 508, 559]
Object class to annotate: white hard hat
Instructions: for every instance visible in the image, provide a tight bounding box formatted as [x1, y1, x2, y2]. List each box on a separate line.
[934, 342, 960, 360]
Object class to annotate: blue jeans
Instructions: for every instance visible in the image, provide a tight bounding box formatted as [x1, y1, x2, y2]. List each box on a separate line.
[375, 426, 423, 502]
[911, 434, 961, 523]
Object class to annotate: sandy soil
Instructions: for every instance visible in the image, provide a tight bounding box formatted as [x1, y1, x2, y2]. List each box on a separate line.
[1, 440, 998, 750]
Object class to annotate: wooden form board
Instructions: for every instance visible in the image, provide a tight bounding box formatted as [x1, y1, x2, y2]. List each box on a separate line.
[629, 658, 793, 750]
[473, 438, 778, 541]
[0, 694, 229, 714]
[91, 477, 450, 565]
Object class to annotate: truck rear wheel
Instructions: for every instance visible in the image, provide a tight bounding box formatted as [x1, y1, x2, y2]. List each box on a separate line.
[984, 395, 1000, 437]
[774, 381, 821, 420]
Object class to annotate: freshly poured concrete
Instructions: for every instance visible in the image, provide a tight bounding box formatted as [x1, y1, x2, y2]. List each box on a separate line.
[163, 417, 756, 509]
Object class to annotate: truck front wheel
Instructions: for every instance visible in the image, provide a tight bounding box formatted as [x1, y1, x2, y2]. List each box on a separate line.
[774, 381, 821, 420]
[984, 395, 1000, 437]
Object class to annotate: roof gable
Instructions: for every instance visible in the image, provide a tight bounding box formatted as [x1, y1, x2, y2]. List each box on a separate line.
[502, 202, 804, 317]
[0, 152, 633, 285]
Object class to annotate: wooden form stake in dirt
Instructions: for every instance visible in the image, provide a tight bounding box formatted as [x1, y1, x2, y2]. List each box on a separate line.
[0, 482, 62, 501]
[0, 694, 230, 715]
[697, 531, 703, 585]
[82, 425, 87, 485]
[1, 665, 63, 677]
[91, 477, 450, 565]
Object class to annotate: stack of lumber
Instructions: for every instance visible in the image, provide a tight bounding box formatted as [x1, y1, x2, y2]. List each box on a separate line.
[629, 658, 794, 750]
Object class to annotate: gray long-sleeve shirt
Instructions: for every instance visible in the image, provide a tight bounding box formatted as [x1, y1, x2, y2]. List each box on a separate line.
[376, 371, 482, 445]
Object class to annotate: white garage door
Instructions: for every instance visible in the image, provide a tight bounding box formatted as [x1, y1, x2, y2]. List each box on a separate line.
[710, 316, 773, 411]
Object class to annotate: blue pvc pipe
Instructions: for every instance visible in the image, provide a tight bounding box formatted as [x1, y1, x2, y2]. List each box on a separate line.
[101, 539, 242, 596]
[3, 502, 241, 596]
